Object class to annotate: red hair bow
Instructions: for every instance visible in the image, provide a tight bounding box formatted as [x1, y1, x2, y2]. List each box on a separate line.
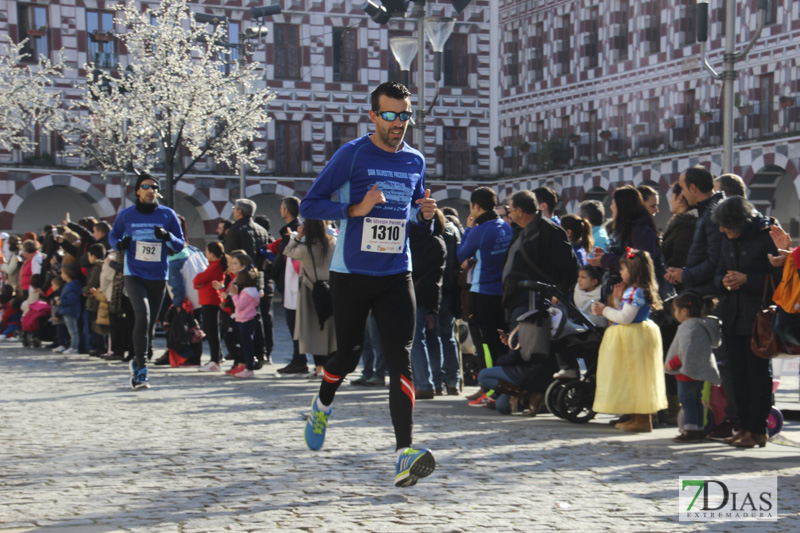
[625, 247, 636, 259]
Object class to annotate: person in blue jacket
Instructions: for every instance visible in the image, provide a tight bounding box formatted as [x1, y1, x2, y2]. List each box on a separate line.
[457, 187, 513, 368]
[298, 82, 438, 488]
[109, 173, 184, 389]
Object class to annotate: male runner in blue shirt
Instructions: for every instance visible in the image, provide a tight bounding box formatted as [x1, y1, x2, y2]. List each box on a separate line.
[299, 82, 437, 487]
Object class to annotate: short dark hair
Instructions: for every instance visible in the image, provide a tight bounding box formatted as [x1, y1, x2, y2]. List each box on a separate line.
[88, 243, 106, 259]
[673, 291, 704, 319]
[282, 196, 300, 218]
[29, 273, 45, 290]
[715, 173, 746, 198]
[371, 81, 411, 112]
[711, 196, 755, 235]
[62, 264, 80, 281]
[578, 200, 605, 227]
[93, 221, 111, 236]
[254, 215, 271, 232]
[219, 219, 233, 231]
[672, 182, 682, 196]
[533, 187, 558, 213]
[684, 165, 714, 193]
[510, 190, 538, 215]
[470, 187, 497, 212]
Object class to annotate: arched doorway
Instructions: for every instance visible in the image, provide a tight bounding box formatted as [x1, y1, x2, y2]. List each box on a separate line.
[438, 198, 469, 226]
[748, 164, 786, 217]
[173, 194, 206, 249]
[249, 193, 285, 236]
[12, 186, 103, 233]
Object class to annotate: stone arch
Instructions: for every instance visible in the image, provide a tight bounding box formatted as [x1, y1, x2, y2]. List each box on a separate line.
[4, 175, 116, 220]
[175, 180, 218, 221]
[583, 176, 610, 192]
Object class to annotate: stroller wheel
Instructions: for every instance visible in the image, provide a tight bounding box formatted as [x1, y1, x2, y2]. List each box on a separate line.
[767, 408, 784, 438]
[545, 380, 566, 419]
[557, 380, 596, 423]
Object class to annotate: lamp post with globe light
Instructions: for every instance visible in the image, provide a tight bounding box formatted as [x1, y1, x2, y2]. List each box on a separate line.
[362, 0, 471, 167]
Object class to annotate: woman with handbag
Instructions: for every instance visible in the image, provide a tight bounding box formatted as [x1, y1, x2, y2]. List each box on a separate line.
[711, 196, 779, 448]
[284, 219, 337, 380]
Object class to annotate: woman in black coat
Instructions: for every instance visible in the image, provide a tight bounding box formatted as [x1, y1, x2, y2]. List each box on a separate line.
[712, 196, 779, 448]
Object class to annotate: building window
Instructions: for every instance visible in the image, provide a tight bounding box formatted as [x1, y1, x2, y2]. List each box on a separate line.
[645, 97, 660, 152]
[763, 0, 778, 25]
[275, 121, 302, 174]
[443, 127, 470, 178]
[584, 8, 599, 70]
[333, 27, 358, 82]
[674, 89, 695, 147]
[17, 3, 49, 62]
[506, 39, 519, 89]
[274, 24, 301, 79]
[555, 15, 571, 76]
[444, 32, 468, 87]
[87, 11, 118, 69]
[757, 74, 774, 137]
[611, 1, 629, 62]
[643, 0, 661, 54]
[679, 0, 697, 47]
[332, 123, 358, 153]
[531, 22, 545, 82]
[610, 104, 627, 155]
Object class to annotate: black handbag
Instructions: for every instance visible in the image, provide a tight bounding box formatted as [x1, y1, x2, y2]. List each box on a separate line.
[309, 246, 333, 329]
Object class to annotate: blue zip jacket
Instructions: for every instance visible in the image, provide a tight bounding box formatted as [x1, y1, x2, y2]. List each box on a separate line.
[59, 279, 82, 319]
[457, 212, 513, 295]
[300, 134, 428, 276]
[109, 203, 185, 280]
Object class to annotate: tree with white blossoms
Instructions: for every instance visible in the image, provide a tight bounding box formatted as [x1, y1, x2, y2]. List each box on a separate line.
[62, 0, 276, 207]
[0, 33, 63, 152]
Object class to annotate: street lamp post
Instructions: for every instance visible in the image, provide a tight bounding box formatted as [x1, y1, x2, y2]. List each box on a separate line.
[365, 1, 468, 168]
[696, 0, 766, 174]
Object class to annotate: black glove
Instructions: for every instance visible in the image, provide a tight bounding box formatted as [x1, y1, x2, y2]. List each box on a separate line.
[154, 226, 170, 241]
[116, 236, 132, 251]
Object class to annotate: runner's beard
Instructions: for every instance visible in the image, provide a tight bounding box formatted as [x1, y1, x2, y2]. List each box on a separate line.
[379, 124, 405, 148]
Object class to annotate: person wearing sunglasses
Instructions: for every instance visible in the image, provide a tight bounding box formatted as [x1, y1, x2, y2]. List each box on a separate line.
[109, 173, 185, 390]
[299, 81, 438, 488]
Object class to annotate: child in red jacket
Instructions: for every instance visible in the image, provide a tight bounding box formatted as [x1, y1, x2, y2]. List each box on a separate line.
[193, 242, 227, 371]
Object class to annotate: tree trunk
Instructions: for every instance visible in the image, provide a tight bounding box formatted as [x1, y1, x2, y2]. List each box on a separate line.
[164, 147, 175, 208]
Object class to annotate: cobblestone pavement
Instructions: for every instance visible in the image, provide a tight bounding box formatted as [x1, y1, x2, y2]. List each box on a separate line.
[2, 313, 800, 532]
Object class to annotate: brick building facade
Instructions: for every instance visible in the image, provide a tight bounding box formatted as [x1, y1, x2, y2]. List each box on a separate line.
[1, 0, 800, 240]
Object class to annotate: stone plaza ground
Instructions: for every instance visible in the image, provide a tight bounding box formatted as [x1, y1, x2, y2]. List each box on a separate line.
[2, 312, 800, 532]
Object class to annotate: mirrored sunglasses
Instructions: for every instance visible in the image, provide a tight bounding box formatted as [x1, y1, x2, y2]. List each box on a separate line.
[140, 183, 159, 191]
[378, 111, 411, 122]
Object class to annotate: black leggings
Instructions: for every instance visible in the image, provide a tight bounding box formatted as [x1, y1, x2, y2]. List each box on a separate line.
[319, 271, 416, 450]
[124, 276, 166, 367]
[201, 305, 221, 363]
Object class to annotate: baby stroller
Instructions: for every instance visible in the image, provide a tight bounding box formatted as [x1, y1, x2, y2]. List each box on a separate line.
[516, 281, 605, 423]
[21, 300, 53, 348]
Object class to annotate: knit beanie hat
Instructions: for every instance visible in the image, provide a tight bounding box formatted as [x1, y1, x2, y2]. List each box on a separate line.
[134, 172, 158, 191]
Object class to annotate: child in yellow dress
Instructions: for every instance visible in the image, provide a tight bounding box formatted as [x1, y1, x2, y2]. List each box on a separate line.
[591, 248, 667, 432]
